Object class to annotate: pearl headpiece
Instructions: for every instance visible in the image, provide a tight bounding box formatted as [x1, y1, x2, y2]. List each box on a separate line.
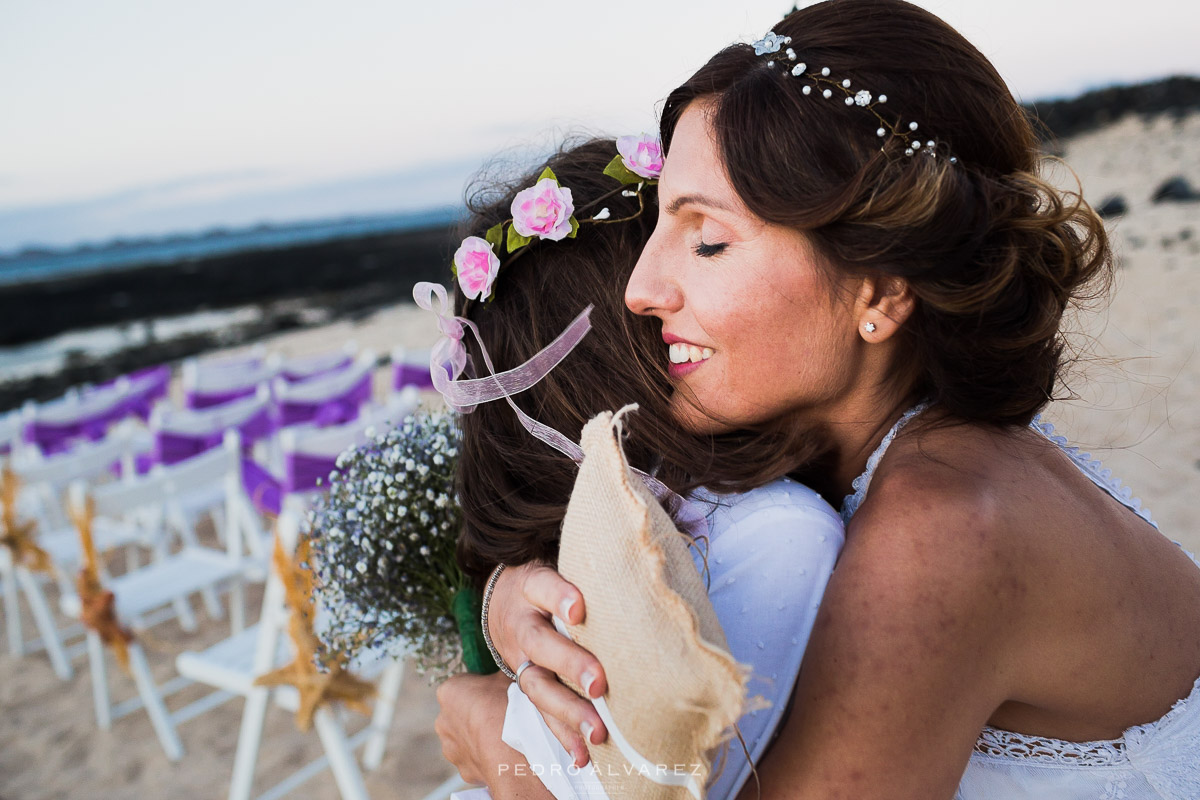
[752, 31, 957, 164]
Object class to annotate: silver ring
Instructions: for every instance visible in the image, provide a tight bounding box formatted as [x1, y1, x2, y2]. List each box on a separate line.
[514, 659, 536, 691]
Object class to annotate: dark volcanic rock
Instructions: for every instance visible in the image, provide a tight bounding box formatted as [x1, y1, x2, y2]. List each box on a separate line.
[0, 224, 456, 347]
[1022, 76, 1200, 141]
[1152, 176, 1200, 203]
[1096, 195, 1129, 218]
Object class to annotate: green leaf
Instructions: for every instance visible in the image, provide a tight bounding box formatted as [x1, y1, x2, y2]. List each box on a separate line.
[507, 225, 533, 252]
[449, 260, 457, 277]
[536, 166, 558, 185]
[567, 216, 579, 238]
[603, 154, 641, 185]
[484, 223, 504, 252]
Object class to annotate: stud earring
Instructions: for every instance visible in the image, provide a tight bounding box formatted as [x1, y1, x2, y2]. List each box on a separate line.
[863, 322, 877, 333]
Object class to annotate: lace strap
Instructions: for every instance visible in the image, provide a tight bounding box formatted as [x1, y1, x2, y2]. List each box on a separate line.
[840, 402, 931, 525]
[1029, 416, 1157, 530]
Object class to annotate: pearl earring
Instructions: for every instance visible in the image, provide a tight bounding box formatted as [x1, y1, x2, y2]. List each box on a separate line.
[863, 322, 877, 333]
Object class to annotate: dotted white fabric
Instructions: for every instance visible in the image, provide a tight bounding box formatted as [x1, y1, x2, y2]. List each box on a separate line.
[499, 477, 845, 800]
[842, 407, 1200, 800]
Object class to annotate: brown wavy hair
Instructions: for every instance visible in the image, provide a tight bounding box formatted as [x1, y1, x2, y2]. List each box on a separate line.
[453, 138, 831, 587]
[662, 0, 1113, 426]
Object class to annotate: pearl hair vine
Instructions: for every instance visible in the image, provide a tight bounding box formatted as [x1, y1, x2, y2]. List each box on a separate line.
[752, 31, 957, 164]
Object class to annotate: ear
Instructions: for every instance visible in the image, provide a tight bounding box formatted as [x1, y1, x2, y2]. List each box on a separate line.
[855, 275, 915, 342]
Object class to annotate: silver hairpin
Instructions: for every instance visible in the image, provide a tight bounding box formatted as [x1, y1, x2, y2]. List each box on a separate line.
[750, 31, 958, 165]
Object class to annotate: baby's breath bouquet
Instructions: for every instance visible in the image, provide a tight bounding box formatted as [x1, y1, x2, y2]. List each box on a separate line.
[306, 412, 496, 677]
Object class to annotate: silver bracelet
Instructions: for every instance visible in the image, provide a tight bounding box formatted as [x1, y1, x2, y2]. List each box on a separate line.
[481, 563, 517, 680]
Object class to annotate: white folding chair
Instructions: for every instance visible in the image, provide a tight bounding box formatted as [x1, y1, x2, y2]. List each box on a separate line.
[178, 421, 409, 800]
[62, 430, 253, 761]
[279, 341, 358, 384]
[149, 386, 275, 539]
[183, 349, 280, 410]
[272, 353, 376, 421]
[1, 422, 153, 679]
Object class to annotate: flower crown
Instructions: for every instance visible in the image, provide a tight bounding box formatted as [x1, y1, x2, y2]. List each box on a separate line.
[752, 31, 958, 164]
[453, 134, 662, 303]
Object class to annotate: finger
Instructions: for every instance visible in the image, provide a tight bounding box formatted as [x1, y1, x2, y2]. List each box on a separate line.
[543, 708, 591, 768]
[521, 565, 586, 625]
[519, 665, 608, 751]
[515, 611, 608, 699]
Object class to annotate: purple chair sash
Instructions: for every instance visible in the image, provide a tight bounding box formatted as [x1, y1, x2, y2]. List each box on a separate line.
[242, 450, 339, 516]
[146, 405, 279, 468]
[393, 362, 434, 391]
[279, 374, 371, 428]
[25, 404, 127, 455]
[121, 365, 172, 421]
[185, 385, 259, 410]
[282, 356, 353, 385]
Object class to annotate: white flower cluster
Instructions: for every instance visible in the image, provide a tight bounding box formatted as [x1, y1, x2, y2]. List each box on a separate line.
[307, 412, 468, 676]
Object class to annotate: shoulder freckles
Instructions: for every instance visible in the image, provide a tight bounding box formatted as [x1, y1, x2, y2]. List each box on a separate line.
[844, 437, 1020, 603]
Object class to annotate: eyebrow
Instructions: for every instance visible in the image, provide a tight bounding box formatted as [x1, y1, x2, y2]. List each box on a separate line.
[664, 193, 735, 216]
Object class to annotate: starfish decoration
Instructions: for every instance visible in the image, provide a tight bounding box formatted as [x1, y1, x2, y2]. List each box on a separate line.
[69, 495, 134, 673]
[0, 468, 54, 576]
[253, 533, 375, 731]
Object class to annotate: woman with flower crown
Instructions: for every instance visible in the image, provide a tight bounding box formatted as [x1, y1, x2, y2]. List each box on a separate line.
[427, 137, 845, 799]
[468, 1, 1200, 798]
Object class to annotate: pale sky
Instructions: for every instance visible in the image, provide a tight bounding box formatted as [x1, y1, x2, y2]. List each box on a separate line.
[1, 0, 1197, 251]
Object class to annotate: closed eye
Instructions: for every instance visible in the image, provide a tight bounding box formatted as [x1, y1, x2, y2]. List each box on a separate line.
[693, 240, 728, 258]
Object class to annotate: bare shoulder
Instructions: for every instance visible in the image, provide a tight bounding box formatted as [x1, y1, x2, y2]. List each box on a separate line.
[849, 421, 1025, 574]
[837, 420, 1035, 652]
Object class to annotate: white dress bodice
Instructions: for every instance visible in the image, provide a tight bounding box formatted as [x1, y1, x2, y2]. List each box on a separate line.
[841, 405, 1200, 800]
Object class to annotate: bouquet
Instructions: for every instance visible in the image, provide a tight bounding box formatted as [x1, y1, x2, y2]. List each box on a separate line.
[306, 411, 496, 678]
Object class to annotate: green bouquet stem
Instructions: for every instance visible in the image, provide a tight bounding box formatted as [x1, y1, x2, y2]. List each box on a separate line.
[452, 586, 499, 675]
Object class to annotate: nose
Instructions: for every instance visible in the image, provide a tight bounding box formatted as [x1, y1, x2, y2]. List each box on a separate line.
[626, 229, 683, 317]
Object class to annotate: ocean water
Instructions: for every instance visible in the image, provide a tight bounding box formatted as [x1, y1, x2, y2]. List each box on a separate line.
[0, 207, 458, 287]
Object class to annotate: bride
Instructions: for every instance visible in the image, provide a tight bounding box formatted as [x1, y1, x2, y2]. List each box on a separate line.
[471, 1, 1200, 797]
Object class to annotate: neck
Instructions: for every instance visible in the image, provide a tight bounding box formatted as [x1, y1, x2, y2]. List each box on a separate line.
[800, 385, 917, 503]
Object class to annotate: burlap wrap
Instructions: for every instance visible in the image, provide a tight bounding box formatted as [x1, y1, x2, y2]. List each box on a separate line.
[556, 411, 747, 800]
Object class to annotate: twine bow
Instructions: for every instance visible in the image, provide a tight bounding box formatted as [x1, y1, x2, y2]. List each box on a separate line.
[0, 468, 54, 575]
[69, 495, 134, 673]
[253, 532, 375, 731]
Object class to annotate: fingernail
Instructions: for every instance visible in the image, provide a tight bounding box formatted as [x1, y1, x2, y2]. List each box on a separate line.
[581, 670, 598, 697]
[581, 721, 595, 744]
[559, 596, 576, 622]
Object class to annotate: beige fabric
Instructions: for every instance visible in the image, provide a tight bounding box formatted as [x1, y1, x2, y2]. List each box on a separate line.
[556, 410, 748, 799]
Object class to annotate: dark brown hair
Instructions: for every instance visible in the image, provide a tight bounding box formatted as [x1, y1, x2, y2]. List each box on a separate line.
[662, 0, 1112, 426]
[453, 138, 830, 587]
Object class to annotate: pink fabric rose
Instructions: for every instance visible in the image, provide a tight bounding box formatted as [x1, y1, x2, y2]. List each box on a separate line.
[510, 179, 575, 241]
[454, 236, 501, 300]
[616, 133, 664, 179]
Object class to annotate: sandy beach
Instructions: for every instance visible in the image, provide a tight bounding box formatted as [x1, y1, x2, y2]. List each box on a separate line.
[2, 110, 1199, 799]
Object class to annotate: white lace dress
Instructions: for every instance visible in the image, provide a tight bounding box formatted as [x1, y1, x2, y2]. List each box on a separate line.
[842, 405, 1200, 800]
